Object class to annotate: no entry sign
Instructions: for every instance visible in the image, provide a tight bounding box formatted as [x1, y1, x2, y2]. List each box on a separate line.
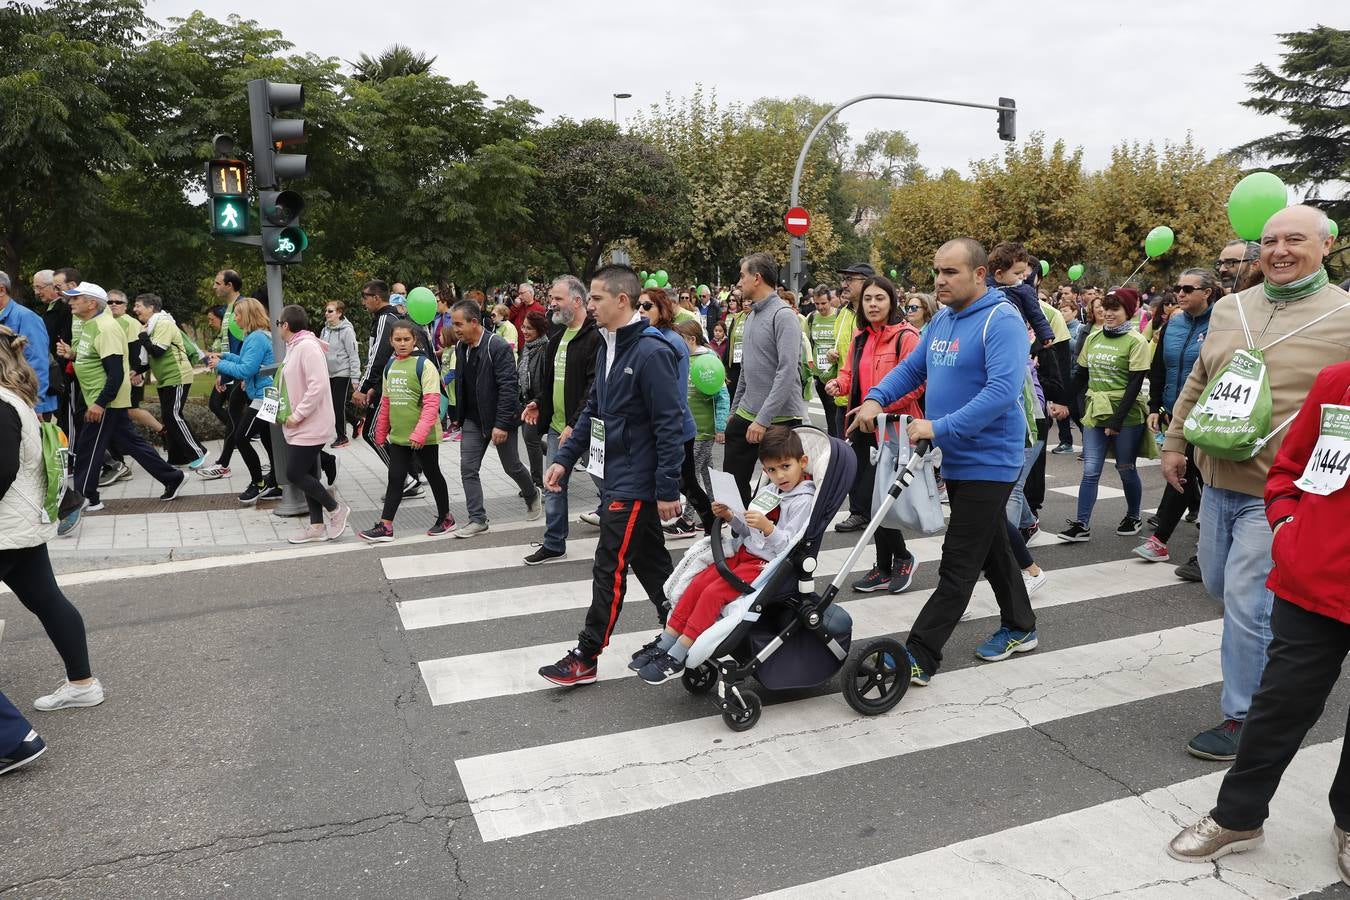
[784, 207, 811, 237]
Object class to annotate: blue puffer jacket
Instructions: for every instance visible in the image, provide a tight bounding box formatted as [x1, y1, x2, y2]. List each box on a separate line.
[1155, 305, 1212, 414]
[215, 330, 275, 400]
[556, 318, 685, 502]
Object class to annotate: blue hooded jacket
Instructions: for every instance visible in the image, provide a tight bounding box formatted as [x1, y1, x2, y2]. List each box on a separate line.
[986, 275, 1054, 344]
[556, 318, 685, 501]
[0, 300, 55, 413]
[215, 330, 275, 400]
[1156, 304, 1212, 414]
[866, 287, 1027, 481]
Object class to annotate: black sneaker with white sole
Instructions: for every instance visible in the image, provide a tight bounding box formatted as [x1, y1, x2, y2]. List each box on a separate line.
[1115, 516, 1142, 536]
[0, 729, 46, 776]
[159, 472, 186, 501]
[239, 482, 264, 505]
[835, 513, 869, 533]
[1058, 520, 1091, 542]
[258, 483, 284, 501]
[523, 544, 566, 566]
[637, 651, 685, 684]
[628, 635, 665, 672]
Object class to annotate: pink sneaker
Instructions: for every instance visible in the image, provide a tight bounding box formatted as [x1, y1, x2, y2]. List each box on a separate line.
[1132, 535, 1170, 562]
[288, 523, 328, 544]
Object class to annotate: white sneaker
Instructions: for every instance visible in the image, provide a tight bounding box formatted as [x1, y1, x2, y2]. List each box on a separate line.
[454, 520, 490, 539]
[1023, 569, 1048, 596]
[33, 678, 105, 711]
[579, 511, 601, 527]
[288, 523, 329, 544]
[525, 492, 543, 521]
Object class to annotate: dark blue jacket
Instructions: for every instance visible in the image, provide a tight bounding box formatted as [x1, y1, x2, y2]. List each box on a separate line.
[986, 275, 1055, 344]
[656, 326, 696, 442]
[556, 318, 684, 502]
[1149, 305, 1212, 415]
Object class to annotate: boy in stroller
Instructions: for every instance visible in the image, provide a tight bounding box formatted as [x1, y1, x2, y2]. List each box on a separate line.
[630, 426, 816, 684]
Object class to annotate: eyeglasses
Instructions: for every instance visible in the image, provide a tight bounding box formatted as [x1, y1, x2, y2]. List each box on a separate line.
[1216, 257, 1253, 267]
[638, 301, 655, 311]
[1171, 285, 1208, 295]
[361, 291, 378, 299]
[108, 300, 126, 306]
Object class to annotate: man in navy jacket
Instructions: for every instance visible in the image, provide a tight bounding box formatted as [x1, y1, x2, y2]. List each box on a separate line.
[539, 265, 684, 686]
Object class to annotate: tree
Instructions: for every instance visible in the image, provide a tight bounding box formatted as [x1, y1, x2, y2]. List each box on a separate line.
[1233, 26, 1350, 222]
[874, 169, 979, 286]
[526, 118, 688, 280]
[843, 129, 921, 229]
[350, 44, 437, 84]
[969, 133, 1089, 271]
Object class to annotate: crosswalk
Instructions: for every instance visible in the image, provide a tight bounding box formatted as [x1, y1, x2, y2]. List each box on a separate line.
[381, 509, 1346, 897]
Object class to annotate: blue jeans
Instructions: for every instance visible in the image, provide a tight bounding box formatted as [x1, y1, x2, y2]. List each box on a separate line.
[1198, 485, 1274, 722]
[543, 429, 605, 552]
[1006, 439, 1044, 529]
[0, 689, 32, 755]
[1075, 424, 1143, 525]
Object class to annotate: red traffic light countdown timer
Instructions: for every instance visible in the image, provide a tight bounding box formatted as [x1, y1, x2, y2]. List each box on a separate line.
[784, 206, 811, 237]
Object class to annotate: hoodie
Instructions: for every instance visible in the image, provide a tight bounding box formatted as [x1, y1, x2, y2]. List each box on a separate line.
[987, 275, 1055, 345]
[279, 330, 335, 447]
[866, 288, 1028, 481]
[321, 317, 361, 380]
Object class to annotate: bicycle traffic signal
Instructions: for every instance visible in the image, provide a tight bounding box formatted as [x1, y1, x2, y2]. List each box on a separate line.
[247, 79, 309, 264]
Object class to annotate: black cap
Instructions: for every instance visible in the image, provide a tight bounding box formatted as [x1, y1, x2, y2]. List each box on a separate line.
[836, 263, 876, 278]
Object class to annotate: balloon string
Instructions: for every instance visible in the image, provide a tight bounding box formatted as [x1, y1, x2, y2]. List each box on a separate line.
[1114, 257, 1150, 290]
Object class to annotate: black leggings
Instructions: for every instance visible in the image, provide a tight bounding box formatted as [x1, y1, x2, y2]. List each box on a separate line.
[286, 443, 339, 525]
[680, 438, 713, 530]
[382, 443, 450, 522]
[1154, 444, 1203, 543]
[1, 544, 91, 681]
[234, 403, 277, 486]
[215, 383, 249, 467]
[329, 377, 350, 442]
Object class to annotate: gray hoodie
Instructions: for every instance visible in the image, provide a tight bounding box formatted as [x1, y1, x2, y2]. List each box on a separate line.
[321, 318, 361, 379]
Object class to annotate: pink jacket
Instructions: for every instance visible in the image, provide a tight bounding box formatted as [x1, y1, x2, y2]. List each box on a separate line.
[281, 330, 336, 447]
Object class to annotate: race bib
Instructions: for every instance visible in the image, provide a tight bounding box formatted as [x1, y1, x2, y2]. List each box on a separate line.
[1196, 353, 1263, 419]
[732, 343, 743, 364]
[749, 490, 780, 514]
[256, 387, 281, 424]
[587, 419, 606, 479]
[1295, 404, 1350, 496]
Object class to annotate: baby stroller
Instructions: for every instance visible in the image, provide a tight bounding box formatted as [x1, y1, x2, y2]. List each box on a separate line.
[681, 425, 933, 731]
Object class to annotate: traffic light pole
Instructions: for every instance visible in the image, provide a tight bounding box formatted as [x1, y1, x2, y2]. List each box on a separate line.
[786, 93, 1016, 294]
[262, 263, 310, 517]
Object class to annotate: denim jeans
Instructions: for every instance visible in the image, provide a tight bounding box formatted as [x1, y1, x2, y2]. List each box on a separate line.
[543, 428, 605, 552]
[1006, 439, 1044, 529]
[459, 419, 538, 525]
[1075, 424, 1143, 525]
[1198, 485, 1274, 722]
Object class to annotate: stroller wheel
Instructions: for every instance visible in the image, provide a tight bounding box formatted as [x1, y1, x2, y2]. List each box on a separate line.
[682, 661, 718, 695]
[721, 690, 762, 732]
[842, 638, 909, 716]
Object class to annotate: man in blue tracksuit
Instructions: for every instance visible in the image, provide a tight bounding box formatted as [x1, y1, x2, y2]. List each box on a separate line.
[538, 265, 685, 686]
[851, 238, 1038, 683]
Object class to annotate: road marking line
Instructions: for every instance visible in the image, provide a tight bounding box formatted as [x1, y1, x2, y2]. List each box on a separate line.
[419, 556, 1183, 706]
[457, 620, 1222, 841]
[753, 739, 1345, 898]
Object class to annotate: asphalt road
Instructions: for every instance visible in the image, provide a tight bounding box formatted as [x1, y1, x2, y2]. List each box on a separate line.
[2, 454, 1348, 899]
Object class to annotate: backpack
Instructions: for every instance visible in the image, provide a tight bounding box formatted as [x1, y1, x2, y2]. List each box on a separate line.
[39, 419, 69, 524]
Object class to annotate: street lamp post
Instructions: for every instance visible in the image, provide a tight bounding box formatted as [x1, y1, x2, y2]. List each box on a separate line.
[612, 92, 632, 125]
[786, 93, 1016, 293]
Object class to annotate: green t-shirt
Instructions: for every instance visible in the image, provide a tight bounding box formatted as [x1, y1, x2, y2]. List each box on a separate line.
[145, 317, 192, 386]
[74, 310, 132, 409]
[673, 307, 698, 325]
[1039, 300, 1071, 344]
[1078, 328, 1149, 426]
[551, 327, 580, 434]
[382, 355, 442, 446]
[808, 311, 839, 376]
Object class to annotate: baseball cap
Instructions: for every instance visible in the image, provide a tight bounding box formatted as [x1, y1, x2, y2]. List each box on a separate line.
[835, 263, 876, 278]
[61, 282, 108, 303]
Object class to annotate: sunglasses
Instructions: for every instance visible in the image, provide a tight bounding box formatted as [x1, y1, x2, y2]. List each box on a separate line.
[108, 300, 126, 306]
[638, 301, 655, 311]
[905, 304, 921, 312]
[1171, 285, 1209, 295]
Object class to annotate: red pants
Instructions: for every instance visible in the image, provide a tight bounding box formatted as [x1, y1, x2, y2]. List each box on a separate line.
[667, 548, 767, 642]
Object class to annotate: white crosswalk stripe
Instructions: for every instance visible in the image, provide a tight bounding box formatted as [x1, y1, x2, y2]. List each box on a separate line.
[380, 510, 1341, 897]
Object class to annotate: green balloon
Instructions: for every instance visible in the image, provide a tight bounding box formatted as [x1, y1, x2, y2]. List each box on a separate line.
[1144, 225, 1175, 258]
[654, 269, 669, 287]
[889, 269, 898, 279]
[405, 286, 437, 326]
[228, 319, 244, 341]
[690, 352, 726, 396]
[644, 277, 659, 289]
[1068, 264, 1085, 282]
[1040, 260, 1050, 277]
[1331, 219, 1340, 239]
[1227, 171, 1287, 240]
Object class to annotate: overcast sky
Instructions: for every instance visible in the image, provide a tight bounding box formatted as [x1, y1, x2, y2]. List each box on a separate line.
[150, 0, 1330, 182]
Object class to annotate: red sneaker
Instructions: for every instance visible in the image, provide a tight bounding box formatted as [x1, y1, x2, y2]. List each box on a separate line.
[538, 649, 597, 687]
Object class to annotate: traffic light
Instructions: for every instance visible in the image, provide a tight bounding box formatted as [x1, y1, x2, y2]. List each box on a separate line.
[205, 135, 249, 236]
[997, 97, 1017, 142]
[247, 79, 308, 264]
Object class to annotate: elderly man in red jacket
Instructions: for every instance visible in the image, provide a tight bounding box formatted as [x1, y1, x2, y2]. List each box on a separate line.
[1167, 359, 1350, 884]
[508, 283, 546, 350]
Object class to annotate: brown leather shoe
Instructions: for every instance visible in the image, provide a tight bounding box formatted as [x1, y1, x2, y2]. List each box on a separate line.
[1167, 815, 1264, 863]
[1335, 825, 1350, 886]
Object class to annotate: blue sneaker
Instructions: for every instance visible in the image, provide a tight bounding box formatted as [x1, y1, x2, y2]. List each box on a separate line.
[56, 498, 85, 538]
[188, 455, 208, 470]
[903, 646, 930, 687]
[975, 627, 1039, 662]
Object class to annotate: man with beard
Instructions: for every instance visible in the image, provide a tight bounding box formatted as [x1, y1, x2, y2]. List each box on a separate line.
[1217, 239, 1263, 295]
[520, 275, 603, 565]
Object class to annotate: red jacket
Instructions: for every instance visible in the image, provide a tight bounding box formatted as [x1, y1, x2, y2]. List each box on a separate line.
[1265, 360, 1350, 624]
[835, 321, 924, 420]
